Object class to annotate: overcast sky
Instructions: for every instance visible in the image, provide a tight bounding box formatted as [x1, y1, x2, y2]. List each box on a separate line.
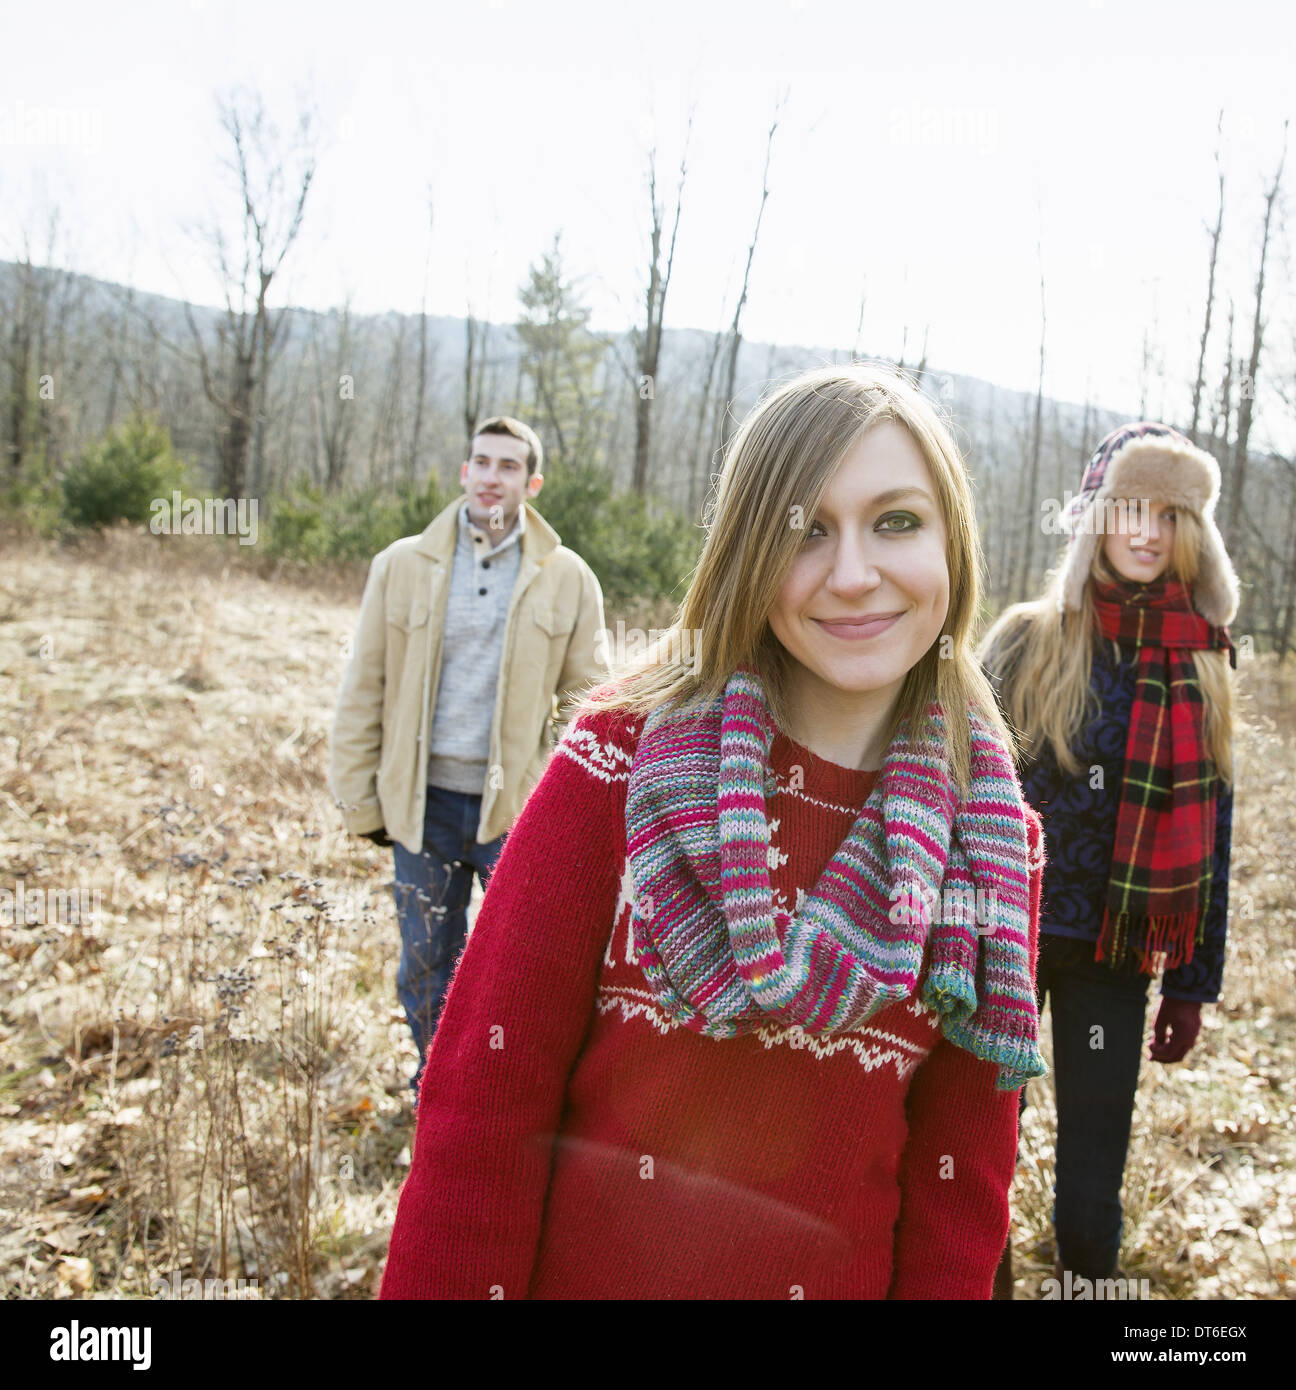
[3, 0, 1294, 440]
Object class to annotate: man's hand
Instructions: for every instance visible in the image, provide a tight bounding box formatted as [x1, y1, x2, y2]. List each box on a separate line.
[1149, 997, 1201, 1063]
[361, 827, 393, 848]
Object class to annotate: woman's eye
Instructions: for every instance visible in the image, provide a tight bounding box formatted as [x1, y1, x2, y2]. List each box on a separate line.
[805, 520, 828, 539]
[878, 512, 920, 532]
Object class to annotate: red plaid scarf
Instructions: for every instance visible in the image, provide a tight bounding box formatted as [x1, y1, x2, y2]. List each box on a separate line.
[1091, 577, 1235, 974]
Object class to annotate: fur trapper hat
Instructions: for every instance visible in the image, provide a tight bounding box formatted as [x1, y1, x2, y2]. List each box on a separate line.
[1057, 421, 1240, 626]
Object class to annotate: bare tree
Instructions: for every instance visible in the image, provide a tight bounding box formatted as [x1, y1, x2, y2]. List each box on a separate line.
[103, 279, 174, 425]
[2, 215, 55, 481]
[912, 326, 930, 390]
[719, 100, 783, 451]
[852, 282, 867, 360]
[1138, 300, 1163, 421]
[1190, 111, 1226, 445]
[1226, 119, 1287, 549]
[265, 324, 309, 493]
[186, 87, 317, 499]
[0, 206, 93, 492]
[1079, 384, 1095, 464]
[1275, 483, 1296, 660]
[370, 315, 409, 486]
[1256, 361, 1296, 659]
[631, 118, 691, 495]
[688, 322, 728, 517]
[251, 294, 294, 497]
[309, 302, 359, 492]
[2, 270, 37, 482]
[100, 282, 135, 433]
[463, 309, 490, 454]
[409, 189, 435, 482]
[1010, 239, 1047, 602]
[1210, 300, 1236, 455]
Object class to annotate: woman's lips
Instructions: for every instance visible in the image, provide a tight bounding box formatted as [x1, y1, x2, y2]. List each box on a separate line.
[813, 611, 904, 640]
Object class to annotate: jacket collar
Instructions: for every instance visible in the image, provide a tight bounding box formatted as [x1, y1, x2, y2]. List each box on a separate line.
[413, 496, 561, 563]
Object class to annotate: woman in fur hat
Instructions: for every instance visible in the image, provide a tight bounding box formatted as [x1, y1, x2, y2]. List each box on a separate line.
[979, 422, 1239, 1295]
[380, 363, 1047, 1300]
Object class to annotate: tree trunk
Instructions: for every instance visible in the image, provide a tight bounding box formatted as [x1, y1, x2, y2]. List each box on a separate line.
[1276, 482, 1296, 661]
[689, 326, 726, 517]
[1015, 250, 1046, 602]
[221, 385, 252, 498]
[1227, 120, 1287, 550]
[720, 103, 780, 452]
[633, 126, 690, 496]
[1190, 111, 1225, 445]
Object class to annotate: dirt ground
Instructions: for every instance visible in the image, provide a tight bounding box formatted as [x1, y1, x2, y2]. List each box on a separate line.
[1, 527, 1293, 1299]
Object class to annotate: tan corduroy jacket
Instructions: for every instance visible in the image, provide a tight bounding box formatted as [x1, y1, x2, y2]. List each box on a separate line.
[329, 497, 608, 851]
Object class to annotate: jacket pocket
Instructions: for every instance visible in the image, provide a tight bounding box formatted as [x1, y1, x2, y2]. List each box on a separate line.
[387, 598, 429, 633]
[532, 602, 576, 638]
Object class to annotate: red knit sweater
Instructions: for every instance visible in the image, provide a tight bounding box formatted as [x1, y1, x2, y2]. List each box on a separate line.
[380, 704, 1044, 1300]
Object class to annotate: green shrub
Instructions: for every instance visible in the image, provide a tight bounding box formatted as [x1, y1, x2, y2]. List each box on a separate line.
[264, 478, 452, 563]
[534, 462, 700, 603]
[0, 448, 63, 536]
[263, 465, 699, 604]
[61, 413, 189, 529]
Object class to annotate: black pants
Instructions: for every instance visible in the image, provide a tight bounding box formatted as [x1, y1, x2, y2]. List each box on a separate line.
[1023, 933, 1152, 1277]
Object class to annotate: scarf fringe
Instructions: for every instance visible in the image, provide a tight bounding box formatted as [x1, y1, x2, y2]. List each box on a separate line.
[1096, 906, 1204, 975]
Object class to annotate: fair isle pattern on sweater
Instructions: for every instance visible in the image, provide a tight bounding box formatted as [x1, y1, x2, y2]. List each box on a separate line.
[595, 985, 937, 1080]
[380, 700, 1047, 1300]
[624, 669, 1047, 1091]
[555, 721, 638, 785]
[596, 835, 941, 1080]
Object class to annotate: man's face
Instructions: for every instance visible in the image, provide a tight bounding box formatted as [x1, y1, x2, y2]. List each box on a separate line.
[460, 433, 544, 533]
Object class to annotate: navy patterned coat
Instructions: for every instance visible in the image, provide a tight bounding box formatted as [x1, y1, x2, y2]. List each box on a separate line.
[986, 633, 1232, 1003]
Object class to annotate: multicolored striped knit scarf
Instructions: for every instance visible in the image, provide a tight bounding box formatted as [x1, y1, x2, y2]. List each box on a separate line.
[1091, 576, 1235, 974]
[624, 668, 1046, 1091]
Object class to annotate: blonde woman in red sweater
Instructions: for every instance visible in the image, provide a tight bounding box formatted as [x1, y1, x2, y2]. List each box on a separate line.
[380, 363, 1047, 1300]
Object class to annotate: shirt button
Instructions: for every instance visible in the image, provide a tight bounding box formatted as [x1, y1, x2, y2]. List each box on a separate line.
[479, 587, 487, 596]
[483, 560, 490, 569]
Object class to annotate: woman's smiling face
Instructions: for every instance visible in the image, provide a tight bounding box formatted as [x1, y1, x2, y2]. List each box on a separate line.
[1102, 496, 1177, 583]
[767, 420, 950, 701]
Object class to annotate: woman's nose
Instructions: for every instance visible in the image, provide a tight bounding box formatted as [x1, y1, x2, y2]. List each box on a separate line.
[828, 539, 882, 593]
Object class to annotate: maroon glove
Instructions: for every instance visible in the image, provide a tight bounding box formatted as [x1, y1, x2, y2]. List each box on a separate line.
[1149, 997, 1201, 1063]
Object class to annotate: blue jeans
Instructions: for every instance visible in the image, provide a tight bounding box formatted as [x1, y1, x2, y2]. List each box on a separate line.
[392, 785, 506, 1098]
[1024, 933, 1151, 1277]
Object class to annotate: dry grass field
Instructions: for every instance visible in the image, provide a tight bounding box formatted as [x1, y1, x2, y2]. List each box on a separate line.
[1, 527, 1293, 1300]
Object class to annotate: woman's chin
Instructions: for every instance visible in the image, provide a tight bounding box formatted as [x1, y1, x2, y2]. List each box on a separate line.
[800, 654, 909, 698]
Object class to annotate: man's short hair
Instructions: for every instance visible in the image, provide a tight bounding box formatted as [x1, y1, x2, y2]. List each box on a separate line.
[472, 416, 544, 476]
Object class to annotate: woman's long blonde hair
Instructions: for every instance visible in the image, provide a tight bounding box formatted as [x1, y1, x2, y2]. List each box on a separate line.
[978, 509, 1236, 781]
[580, 361, 1012, 799]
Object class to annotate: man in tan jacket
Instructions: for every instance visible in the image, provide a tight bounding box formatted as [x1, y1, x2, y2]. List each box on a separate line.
[330, 416, 607, 1099]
